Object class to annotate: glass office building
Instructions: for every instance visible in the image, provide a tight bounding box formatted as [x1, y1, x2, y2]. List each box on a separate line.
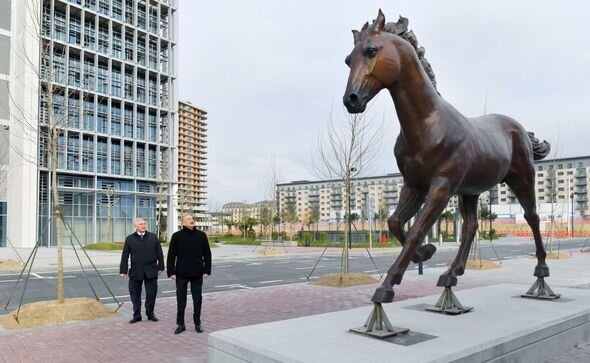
[2, 0, 178, 247]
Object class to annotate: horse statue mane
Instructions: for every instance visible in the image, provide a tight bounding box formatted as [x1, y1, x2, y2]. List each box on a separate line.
[355, 15, 438, 91]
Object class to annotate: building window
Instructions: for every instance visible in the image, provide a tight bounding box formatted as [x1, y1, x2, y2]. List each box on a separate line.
[111, 65, 121, 97]
[69, 13, 81, 45]
[83, 57, 95, 90]
[149, 6, 158, 34]
[137, 36, 146, 66]
[112, 27, 122, 58]
[98, 23, 109, 54]
[123, 142, 133, 176]
[136, 145, 145, 177]
[83, 98, 95, 131]
[97, 101, 108, 133]
[84, 0, 96, 11]
[124, 105, 133, 138]
[67, 133, 80, 171]
[148, 146, 157, 178]
[125, 0, 134, 25]
[68, 54, 81, 87]
[82, 135, 94, 172]
[124, 67, 134, 98]
[112, 0, 123, 20]
[52, 48, 67, 84]
[83, 16, 96, 50]
[98, 0, 110, 16]
[111, 140, 121, 174]
[148, 41, 157, 69]
[136, 71, 145, 103]
[111, 102, 121, 136]
[148, 111, 157, 142]
[136, 108, 145, 140]
[97, 62, 109, 93]
[68, 95, 80, 129]
[125, 30, 134, 61]
[137, 3, 146, 30]
[148, 75, 157, 105]
[97, 137, 107, 173]
[54, 7, 67, 41]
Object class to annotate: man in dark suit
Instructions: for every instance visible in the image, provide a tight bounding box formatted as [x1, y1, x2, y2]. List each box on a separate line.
[167, 214, 212, 334]
[120, 218, 165, 324]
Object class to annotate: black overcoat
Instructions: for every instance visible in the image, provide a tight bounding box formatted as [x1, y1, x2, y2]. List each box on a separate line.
[120, 231, 165, 280]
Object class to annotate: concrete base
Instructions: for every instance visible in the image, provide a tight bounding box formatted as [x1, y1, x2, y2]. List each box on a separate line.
[208, 284, 590, 363]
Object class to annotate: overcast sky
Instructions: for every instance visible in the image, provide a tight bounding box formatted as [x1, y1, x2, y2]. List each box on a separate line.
[178, 1, 590, 211]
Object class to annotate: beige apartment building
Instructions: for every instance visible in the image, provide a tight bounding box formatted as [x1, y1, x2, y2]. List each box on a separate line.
[276, 156, 590, 226]
[221, 201, 274, 223]
[177, 100, 209, 230]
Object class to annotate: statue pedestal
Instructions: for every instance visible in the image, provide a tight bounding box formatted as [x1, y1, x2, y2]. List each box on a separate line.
[208, 284, 590, 363]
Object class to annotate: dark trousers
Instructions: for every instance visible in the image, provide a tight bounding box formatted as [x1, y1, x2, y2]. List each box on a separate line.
[129, 277, 158, 320]
[175, 276, 203, 325]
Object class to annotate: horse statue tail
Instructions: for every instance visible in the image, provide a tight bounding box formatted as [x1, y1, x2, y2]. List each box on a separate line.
[527, 132, 551, 161]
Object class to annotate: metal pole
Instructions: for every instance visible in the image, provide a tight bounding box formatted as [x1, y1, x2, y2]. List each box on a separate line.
[571, 192, 574, 238]
[348, 178, 352, 250]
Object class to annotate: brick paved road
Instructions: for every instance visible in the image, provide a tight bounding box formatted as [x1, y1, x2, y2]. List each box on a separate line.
[2, 253, 590, 362]
[0, 270, 479, 363]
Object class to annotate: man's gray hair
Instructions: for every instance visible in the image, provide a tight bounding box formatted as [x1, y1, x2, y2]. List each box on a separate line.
[134, 218, 146, 226]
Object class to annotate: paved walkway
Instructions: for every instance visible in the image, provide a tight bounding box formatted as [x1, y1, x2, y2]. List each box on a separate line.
[1, 240, 590, 362]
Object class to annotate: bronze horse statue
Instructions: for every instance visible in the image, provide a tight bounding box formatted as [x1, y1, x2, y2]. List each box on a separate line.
[343, 10, 551, 304]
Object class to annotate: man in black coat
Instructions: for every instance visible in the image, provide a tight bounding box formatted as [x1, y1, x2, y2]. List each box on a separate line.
[167, 214, 212, 334]
[119, 218, 165, 324]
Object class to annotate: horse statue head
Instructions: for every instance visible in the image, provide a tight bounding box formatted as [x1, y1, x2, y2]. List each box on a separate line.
[343, 9, 437, 113]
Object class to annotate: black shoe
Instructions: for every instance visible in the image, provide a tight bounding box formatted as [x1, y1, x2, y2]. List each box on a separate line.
[195, 324, 204, 333]
[174, 324, 186, 334]
[147, 315, 159, 322]
[129, 317, 142, 324]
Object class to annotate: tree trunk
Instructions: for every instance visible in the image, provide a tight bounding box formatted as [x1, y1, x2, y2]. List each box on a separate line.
[51, 125, 64, 304]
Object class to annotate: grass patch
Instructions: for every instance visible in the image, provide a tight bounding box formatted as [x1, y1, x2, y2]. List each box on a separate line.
[298, 240, 403, 248]
[83, 242, 124, 250]
[213, 236, 261, 245]
[83, 241, 217, 249]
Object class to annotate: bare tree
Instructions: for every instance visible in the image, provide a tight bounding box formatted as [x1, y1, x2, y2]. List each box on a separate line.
[261, 155, 283, 239]
[177, 186, 192, 220]
[156, 151, 170, 240]
[97, 186, 116, 244]
[7, 1, 95, 303]
[310, 108, 383, 273]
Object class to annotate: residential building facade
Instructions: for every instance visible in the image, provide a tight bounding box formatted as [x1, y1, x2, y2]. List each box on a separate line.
[221, 200, 274, 224]
[276, 156, 590, 226]
[177, 100, 209, 230]
[1, 0, 179, 248]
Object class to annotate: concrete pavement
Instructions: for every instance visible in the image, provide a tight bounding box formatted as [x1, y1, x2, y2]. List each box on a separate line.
[1, 239, 590, 362]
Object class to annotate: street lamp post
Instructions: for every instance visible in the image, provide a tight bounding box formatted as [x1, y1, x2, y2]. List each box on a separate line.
[348, 167, 357, 250]
[571, 192, 575, 238]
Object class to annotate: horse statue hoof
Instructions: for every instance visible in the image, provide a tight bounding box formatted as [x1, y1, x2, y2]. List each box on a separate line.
[411, 243, 437, 263]
[534, 265, 550, 278]
[372, 286, 395, 303]
[437, 274, 457, 287]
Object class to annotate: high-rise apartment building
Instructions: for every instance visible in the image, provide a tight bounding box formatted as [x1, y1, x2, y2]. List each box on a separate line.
[177, 100, 208, 230]
[1, 0, 178, 248]
[277, 156, 590, 225]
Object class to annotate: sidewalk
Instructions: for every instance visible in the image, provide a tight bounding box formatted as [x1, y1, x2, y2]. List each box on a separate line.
[1, 245, 590, 362]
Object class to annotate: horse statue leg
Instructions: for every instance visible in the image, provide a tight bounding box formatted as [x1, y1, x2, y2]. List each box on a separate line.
[387, 185, 436, 264]
[505, 168, 560, 299]
[373, 178, 452, 303]
[438, 195, 479, 287]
